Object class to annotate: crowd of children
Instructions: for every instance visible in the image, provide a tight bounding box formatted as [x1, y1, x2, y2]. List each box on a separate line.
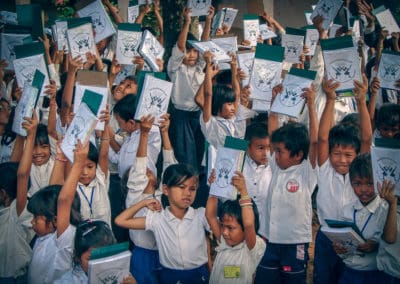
[0, 0, 399, 283]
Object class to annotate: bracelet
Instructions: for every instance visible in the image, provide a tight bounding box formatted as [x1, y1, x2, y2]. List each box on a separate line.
[55, 156, 68, 162]
[239, 198, 252, 205]
[101, 137, 110, 141]
[239, 194, 251, 200]
[240, 203, 253, 208]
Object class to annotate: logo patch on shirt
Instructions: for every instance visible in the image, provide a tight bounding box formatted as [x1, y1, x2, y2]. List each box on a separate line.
[286, 179, 299, 192]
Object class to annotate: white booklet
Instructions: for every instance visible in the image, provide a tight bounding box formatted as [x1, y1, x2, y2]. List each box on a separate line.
[55, 20, 69, 52]
[259, 24, 277, 40]
[187, 0, 212, 17]
[270, 68, 316, 118]
[377, 50, 400, 91]
[66, 20, 97, 62]
[116, 23, 142, 65]
[243, 15, 260, 47]
[321, 224, 365, 255]
[373, 6, 400, 37]
[0, 32, 30, 70]
[222, 8, 238, 31]
[138, 30, 165, 72]
[281, 28, 305, 64]
[371, 139, 400, 196]
[311, 0, 343, 30]
[237, 50, 255, 87]
[113, 64, 136, 86]
[134, 73, 172, 124]
[211, 35, 238, 53]
[127, 2, 139, 23]
[76, 0, 116, 43]
[304, 27, 319, 56]
[61, 103, 98, 163]
[188, 40, 231, 64]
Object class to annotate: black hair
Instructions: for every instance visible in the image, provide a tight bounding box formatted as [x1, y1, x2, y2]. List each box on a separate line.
[245, 122, 268, 141]
[0, 162, 18, 201]
[328, 124, 361, 154]
[35, 124, 50, 146]
[271, 122, 309, 161]
[162, 163, 198, 188]
[74, 220, 116, 266]
[349, 153, 373, 182]
[376, 103, 400, 128]
[113, 94, 137, 122]
[340, 113, 360, 128]
[87, 142, 99, 164]
[211, 84, 236, 116]
[219, 197, 260, 233]
[27, 185, 81, 226]
[0, 99, 16, 146]
[185, 32, 198, 50]
[215, 70, 232, 86]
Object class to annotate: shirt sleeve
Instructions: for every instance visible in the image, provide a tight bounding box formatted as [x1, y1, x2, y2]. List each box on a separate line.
[167, 45, 185, 76]
[126, 157, 149, 207]
[248, 236, 267, 268]
[145, 210, 159, 232]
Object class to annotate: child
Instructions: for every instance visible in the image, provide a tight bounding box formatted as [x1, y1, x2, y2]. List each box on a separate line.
[242, 122, 272, 239]
[314, 75, 372, 284]
[254, 84, 318, 284]
[374, 103, 400, 140]
[206, 170, 266, 283]
[333, 153, 389, 284]
[115, 163, 210, 284]
[0, 98, 15, 163]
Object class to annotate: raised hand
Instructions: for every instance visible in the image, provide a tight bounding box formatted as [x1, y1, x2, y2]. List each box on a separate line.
[140, 114, 155, 134]
[322, 77, 340, 100]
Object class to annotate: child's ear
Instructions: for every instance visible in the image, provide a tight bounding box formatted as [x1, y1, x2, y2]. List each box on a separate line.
[161, 184, 169, 196]
[294, 150, 304, 162]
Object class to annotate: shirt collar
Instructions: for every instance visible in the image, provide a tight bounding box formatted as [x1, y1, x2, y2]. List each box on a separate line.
[354, 195, 380, 213]
[165, 206, 194, 221]
[246, 155, 267, 169]
[216, 237, 246, 252]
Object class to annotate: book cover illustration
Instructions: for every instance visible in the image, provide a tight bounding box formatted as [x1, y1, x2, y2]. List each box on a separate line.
[321, 225, 365, 255]
[281, 33, 304, 64]
[305, 28, 319, 56]
[188, 40, 231, 64]
[311, 0, 343, 30]
[222, 8, 238, 31]
[67, 22, 97, 62]
[249, 59, 282, 103]
[211, 36, 238, 53]
[116, 24, 142, 65]
[243, 15, 260, 47]
[0, 33, 30, 70]
[138, 30, 165, 72]
[237, 51, 255, 87]
[55, 20, 69, 52]
[187, 0, 212, 17]
[127, 3, 139, 23]
[259, 24, 277, 40]
[373, 6, 400, 37]
[377, 51, 400, 91]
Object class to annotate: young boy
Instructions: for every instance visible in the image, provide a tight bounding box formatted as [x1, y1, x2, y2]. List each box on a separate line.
[333, 153, 389, 284]
[314, 75, 372, 284]
[242, 122, 272, 239]
[254, 84, 318, 284]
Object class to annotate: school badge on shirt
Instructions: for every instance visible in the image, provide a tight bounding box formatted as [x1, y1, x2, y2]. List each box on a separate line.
[286, 179, 299, 192]
[224, 266, 241, 278]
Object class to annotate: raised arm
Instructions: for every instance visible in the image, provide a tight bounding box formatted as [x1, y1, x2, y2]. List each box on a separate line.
[16, 113, 38, 216]
[115, 198, 161, 230]
[378, 180, 397, 244]
[177, 7, 192, 52]
[135, 2, 151, 25]
[49, 140, 68, 185]
[98, 105, 110, 175]
[354, 73, 372, 154]
[103, 0, 123, 24]
[367, 77, 380, 131]
[205, 170, 221, 241]
[268, 84, 283, 138]
[201, 5, 215, 41]
[202, 51, 219, 123]
[62, 55, 82, 113]
[303, 84, 318, 168]
[153, 0, 164, 45]
[318, 78, 339, 166]
[230, 53, 241, 108]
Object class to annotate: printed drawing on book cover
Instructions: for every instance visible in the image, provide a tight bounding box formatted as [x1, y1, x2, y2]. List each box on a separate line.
[215, 158, 233, 188]
[251, 61, 280, 92]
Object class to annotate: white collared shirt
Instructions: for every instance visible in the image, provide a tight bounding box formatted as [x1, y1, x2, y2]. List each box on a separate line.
[0, 138, 14, 163]
[242, 156, 272, 238]
[55, 266, 87, 284]
[210, 236, 266, 284]
[28, 225, 76, 284]
[167, 44, 205, 111]
[316, 159, 358, 227]
[0, 201, 34, 278]
[145, 206, 209, 269]
[29, 158, 55, 197]
[377, 206, 400, 278]
[77, 167, 111, 225]
[340, 196, 389, 271]
[265, 153, 317, 244]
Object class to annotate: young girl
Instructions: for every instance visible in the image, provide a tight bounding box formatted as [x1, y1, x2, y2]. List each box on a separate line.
[206, 170, 266, 283]
[0, 98, 15, 163]
[55, 141, 135, 284]
[116, 163, 210, 284]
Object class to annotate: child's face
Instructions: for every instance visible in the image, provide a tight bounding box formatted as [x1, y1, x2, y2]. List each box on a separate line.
[114, 113, 136, 133]
[79, 158, 97, 186]
[113, 79, 137, 101]
[273, 142, 301, 170]
[351, 175, 376, 205]
[378, 124, 399, 139]
[247, 137, 270, 166]
[32, 143, 51, 166]
[0, 101, 11, 125]
[183, 48, 199, 66]
[218, 102, 236, 119]
[221, 214, 245, 247]
[79, 247, 92, 274]
[329, 145, 357, 175]
[31, 215, 55, 237]
[163, 176, 198, 211]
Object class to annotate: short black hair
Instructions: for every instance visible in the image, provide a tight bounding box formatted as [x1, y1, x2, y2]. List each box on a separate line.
[113, 94, 138, 122]
[162, 163, 198, 188]
[376, 103, 400, 128]
[87, 142, 99, 164]
[211, 84, 236, 116]
[185, 32, 198, 50]
[0, 162, 18, 201]
[349, 153, 372, 182]
[245, 122, 268, 141]
[328, 124, 361, 154]
[35, 124, 50, 146]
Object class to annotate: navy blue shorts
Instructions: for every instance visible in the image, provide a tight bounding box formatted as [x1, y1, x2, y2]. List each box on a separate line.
[159, 264, 209, 284]
[339, 267, 381, 284]
[130, 246, 161, 284]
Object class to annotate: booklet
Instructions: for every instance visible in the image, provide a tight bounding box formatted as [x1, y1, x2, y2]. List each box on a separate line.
[12, 70, 45, 136]
[371, 138, 400, 196]
[13, 42, 50, 97]
[372, 6, 400, 37]
[211, 10, 225, 36]
[321, 223, 365, 255]
[302, 26, 319, 56]
[135, 70, 166, 99]
[237, 50, 255, 87]
[320, 35, 362, 93]
[138, 30, 164, 72]
[54, 20, 69, 52]
[66, 18, 97, 62]
[61, 102, 98, 163]
[134, 73, 172, 124]
[187, 0, 212, 17]
[116, 23, 142, 65]
[311, 0, 343, 30]
[88, 242, 131, 284]
[138, 0, 153, 4]
[209, 136, 248, 200]
[0, 32, 31, 70]
[259, 24, 277, 40]
[243, 14, 260, 47]
[222, 8, 238, 31]
[127, 0, 139, 23]
[188, 40, 231, 64]
[281, 27, 305, 64]
[113, 64, 137, 86]
[249, 43, 284, 108]
[0, 11, 18, 25]
[75, 0, 116, 43]
[270, 68, 316, 118]
[211, 35, 238, 53]
[377, 50, 400, 91]
[304, 11, 313, 25]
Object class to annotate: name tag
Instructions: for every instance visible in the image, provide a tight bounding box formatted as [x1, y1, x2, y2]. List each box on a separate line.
[224, 266, 240, 278]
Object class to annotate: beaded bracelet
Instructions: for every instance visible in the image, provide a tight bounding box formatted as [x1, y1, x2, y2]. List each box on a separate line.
[55, 156, 68, 162]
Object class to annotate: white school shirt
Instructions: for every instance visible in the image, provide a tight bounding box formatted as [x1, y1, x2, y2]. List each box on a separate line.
[145, 206, 209, 270]
[265, 153, 317, 244]
[111, 126, 161, 178]
[0, 201, 34, 278]
[339, 196, 389, 271]
[209, 236, 266, 284]
[316, 159, 358, 227]
[28, 225, 76, 284]
[29, 158, 55, 197]
[77, 167, 111, 225]
[0, 138, 14, 163]
[54, 266, 87, 284]
[242, 156, 272, 238]
[167, 44, 205, 111]
[377, 206, 400, 278]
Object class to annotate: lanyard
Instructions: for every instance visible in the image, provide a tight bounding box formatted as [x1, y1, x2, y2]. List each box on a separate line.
[353, 209, 373, 234]
[79, 185, 95, 218]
